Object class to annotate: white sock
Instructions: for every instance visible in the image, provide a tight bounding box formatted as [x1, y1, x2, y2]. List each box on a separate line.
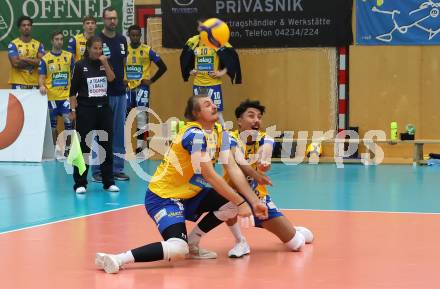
[284, 232, 305, 252]
[228, 222, 245, 243]
[116, 250, 135, 265]
[136, 139, 143, 149]
[188, 226, 206, 246]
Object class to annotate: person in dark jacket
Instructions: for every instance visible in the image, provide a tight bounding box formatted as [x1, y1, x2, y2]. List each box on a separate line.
[69, 36, 119, 194]
[180, 21, 242, 126]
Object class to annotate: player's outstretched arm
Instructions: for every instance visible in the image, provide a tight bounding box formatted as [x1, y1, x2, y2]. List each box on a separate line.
[197, 152, 252, 218]
[232, 146, 272, 186]
[223, 152, 268, 220]
[257, 142, 274, 172]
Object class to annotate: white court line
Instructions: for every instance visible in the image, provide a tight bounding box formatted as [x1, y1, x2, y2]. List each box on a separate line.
[281, 208, 440, 215]
[2, 206, 439, 236]
[0, 204, 143, 236]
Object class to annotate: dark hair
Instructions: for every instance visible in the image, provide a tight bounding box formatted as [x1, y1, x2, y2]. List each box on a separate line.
[234, 99, 266, 118]
[17, 16, 32, 27]
[102, 6, 117, 18]
[83, 15, 97, 24]
[184, 94, 210, 121]
[128, 25, 142, 35]
[83, 35, 102, 58]
[50, 30, 63, 40]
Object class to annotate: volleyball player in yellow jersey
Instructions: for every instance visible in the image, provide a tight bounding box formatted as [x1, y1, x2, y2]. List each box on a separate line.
[8, 16, 45, 89]
[191, 41, 227, 124]
[126, 25, 167, 152]
[181, 21, 242, 126]
[38, 31, 75, 157]
[95, 94, 268, 274]
[221, 100, 314, 257]
[67, 15, 97, 62]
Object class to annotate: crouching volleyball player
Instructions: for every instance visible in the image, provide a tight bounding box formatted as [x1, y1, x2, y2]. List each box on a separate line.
[191, 100, 314, 258]
[95, 94, 268, 273]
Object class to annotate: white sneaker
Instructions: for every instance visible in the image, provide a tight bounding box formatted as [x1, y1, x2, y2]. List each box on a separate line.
[54, 146, 65, 160]
[75, 186, 86, 194]
[187, 245, 218, 259]
[105, 185, 120, 192]
[228, 239, 250, 258]
[95, 253, 122, 274]
[95, 253, 106, 269]
[295, 226, 314, 244]
[56, 154, 67, 161]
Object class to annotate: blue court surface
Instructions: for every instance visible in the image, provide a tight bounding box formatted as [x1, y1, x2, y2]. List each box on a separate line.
[1, 161, 439, 233]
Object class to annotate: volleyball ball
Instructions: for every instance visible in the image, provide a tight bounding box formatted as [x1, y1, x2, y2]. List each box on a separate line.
[199, 18, 230, 49]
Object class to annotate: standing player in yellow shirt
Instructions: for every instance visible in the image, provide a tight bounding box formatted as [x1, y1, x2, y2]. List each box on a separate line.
[8, 16, 45, 89]
[180, 21, 242, 126]
[67, 15, 97, 62]
[125, 25, 167, 153]
[191, 41, 226, 124]
[38, 31, 75, 158]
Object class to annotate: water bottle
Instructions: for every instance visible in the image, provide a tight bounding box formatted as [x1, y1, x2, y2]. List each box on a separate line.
[170, 120, 178, 140]
[390, 121, 398, 141]
[178, 121, 185, 133]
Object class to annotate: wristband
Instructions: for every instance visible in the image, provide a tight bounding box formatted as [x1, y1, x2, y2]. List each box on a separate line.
[237, 200, 246, 207]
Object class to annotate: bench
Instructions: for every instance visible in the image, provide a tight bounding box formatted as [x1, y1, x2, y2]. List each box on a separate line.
[145, 132, 440, 165]
[272, 138, 440, 164]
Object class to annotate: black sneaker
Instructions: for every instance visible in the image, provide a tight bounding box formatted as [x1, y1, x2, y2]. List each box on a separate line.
[114, 172, 130, 181]
[91, 173, 103, 183]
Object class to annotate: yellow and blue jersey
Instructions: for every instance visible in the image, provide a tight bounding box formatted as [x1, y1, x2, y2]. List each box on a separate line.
[193, 43, 222, 86]
[67, 33, 87, 62]
[226, 130, 274, 199]
[125, 44, 161, 89]
[149, 122, 230, 199]
[38, 50, 74, 101]
[8, 38, 45, 85]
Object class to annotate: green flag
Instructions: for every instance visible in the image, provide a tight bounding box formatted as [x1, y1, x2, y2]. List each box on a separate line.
[67, 131, 86, 176]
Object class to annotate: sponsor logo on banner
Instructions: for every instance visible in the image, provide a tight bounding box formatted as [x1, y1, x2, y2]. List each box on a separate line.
[161, 0, 353, 48]
[171, 0, 198, 14]
[0, 0, 13, 42]
[357, 0, 440, 45]
[0, 1, 135, 51]
[0, 93, 24, 149]
[175, 0, 195, 6]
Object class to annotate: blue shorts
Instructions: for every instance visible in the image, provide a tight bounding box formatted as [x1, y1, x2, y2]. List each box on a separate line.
[145, 188, 221, 234]
[254, 194, 284, 228]
[127, 85, 150, 108]
[48, 100, 72, 129]
[193, 84, 224, 112]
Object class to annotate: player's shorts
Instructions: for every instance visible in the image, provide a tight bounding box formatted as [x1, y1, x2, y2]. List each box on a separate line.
[11, 84, 38, 89]
[145, 188, 223, 233]
[127, 85, 149, 108]
[48, 100, 72, 129]
[193, 84, 224, 112]
[254, 194, 284, 228]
